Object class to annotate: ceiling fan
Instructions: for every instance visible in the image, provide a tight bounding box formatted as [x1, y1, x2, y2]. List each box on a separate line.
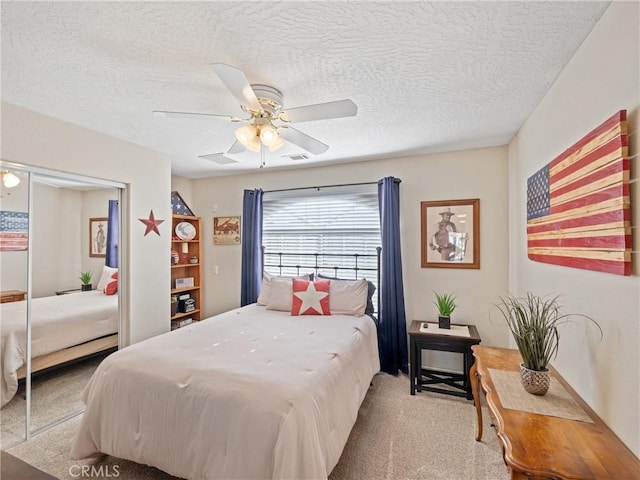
[154, 64, 357, 166]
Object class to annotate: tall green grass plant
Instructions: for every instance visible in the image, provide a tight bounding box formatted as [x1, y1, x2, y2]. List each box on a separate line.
[496, 293, 601, 372]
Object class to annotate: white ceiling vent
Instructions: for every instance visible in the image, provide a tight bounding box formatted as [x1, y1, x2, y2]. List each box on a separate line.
[199, 154, 238, 165]
[282, 153, 309, 161]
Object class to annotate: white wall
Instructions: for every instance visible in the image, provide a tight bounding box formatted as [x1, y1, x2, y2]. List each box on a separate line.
[191, 146, 510, 369]
[30, 183, 82, 297]
[171, 175, 194, 212]
[1, 103, 172, 345]
[509, 1, 639, 454]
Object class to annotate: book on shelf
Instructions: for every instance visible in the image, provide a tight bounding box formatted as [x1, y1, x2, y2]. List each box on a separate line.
[171, 317, 193, 330]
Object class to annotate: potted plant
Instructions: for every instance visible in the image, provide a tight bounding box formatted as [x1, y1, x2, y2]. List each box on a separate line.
[496, 293, 601, 396]
[79, 271, 93, 291]
[434, 292, 456, 329]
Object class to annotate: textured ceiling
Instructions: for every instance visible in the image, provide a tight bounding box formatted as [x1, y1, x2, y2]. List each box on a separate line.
[1, 1, 610, 178]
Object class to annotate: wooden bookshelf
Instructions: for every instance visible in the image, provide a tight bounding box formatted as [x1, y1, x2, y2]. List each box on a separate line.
[170, 214, 203, 329]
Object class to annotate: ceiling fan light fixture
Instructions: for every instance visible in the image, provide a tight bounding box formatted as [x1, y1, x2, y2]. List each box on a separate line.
[245, 135, 262, 153]
[268, 136, 284, 152]
[1, 171, 20, 188]
[259, 124, 278, 146]
[235, 124, 258, 147]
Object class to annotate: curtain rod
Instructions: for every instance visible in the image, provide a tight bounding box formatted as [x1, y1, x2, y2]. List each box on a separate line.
[264, 181, 378, 194]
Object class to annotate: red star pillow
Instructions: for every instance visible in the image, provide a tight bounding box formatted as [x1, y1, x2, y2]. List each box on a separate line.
[104, 271, 118, 296]
[292, 279, 330, 316]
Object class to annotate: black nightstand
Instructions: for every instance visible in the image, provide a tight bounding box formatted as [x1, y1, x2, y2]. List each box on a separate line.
[409, 320, 481, 399]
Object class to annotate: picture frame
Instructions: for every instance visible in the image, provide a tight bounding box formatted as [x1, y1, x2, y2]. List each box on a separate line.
[213, 215, 241, 245]
[421, 199, 479, 269]
[89, 217, 108, 257]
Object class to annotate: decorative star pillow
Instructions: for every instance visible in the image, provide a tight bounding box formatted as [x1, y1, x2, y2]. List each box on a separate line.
[292, 279, 330, 316]
[104, 271, 118, 296]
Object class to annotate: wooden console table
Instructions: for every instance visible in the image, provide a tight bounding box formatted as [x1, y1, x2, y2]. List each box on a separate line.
[471, 346, 640, 479]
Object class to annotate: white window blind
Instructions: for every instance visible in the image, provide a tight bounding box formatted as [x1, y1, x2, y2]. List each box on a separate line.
[262, 184, 381, 283]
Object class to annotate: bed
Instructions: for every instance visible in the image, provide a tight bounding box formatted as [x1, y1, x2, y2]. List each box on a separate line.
[71, 302, 379, 479]
[0, 290, 119, 407]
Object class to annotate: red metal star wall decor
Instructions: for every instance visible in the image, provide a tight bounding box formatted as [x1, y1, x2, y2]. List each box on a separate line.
[139, 209, 164, 236]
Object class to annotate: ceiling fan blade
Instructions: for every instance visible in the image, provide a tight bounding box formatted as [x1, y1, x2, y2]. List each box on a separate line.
[211, 63, 262, 113]
[198, 153, 239, 165]
[227, 140, 245, 154]
[279, 127, 329, 155]
[153, 110, 240, 121]
[279, 99, 357, 123]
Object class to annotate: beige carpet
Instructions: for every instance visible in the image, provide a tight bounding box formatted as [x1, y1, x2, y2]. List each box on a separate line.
[2, 354, 107, 449]
[8, 373, 509, 480]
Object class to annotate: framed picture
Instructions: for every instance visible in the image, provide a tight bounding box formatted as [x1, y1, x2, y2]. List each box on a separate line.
[421, 199, 479, 269]
[213, 216, 241, 245]
[89, 217, 108, 257]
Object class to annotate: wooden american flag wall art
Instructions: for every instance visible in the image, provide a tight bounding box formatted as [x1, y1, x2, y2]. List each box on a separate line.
[526, 110, 631, 276]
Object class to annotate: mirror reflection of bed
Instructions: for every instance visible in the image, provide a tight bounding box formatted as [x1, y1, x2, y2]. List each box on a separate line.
[0, 171, 121, 447]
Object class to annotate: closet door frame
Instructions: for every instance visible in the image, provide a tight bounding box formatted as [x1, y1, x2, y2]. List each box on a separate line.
[8, 163, 126, 440]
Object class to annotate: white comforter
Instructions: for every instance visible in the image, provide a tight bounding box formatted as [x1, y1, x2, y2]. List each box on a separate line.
[1, 291, 119, 407]
[71, 304, 379, 480]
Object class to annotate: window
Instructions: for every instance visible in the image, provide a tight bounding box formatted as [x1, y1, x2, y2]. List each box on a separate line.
[262, 184, 380, 292]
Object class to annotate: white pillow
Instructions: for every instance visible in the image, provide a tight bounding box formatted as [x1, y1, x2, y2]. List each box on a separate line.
[266, 277, 296, 312]
[97, 266, 118, 292]
[328, 278, 368, 316]
[257, 272, 310, 306]
[256, 272, 275, 306]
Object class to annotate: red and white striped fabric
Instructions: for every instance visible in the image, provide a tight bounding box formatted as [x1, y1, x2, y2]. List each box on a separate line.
[526, 110, 630, 275]
[0, 211, 28, 252]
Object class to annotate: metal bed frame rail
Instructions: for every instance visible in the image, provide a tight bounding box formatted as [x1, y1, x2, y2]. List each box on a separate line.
[262, 247, 382, 313]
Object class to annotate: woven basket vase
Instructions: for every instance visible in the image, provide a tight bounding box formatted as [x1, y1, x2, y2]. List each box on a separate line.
[519, 364, 550, 396]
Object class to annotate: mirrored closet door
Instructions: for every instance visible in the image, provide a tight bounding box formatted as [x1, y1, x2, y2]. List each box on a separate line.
[0, 164, 124, 444]
[0, 168, 30, 448]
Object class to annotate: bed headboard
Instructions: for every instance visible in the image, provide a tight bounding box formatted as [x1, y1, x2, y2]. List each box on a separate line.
[261, 247, 381, 314]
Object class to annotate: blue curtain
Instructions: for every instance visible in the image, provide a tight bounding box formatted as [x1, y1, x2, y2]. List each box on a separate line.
[378, 177, 408, 374]
[241, 189, 264, 306]
[106, 200, 118, 268]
